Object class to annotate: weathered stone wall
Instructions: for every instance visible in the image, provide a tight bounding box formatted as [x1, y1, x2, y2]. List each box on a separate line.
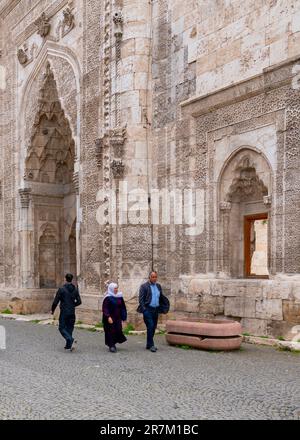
[151, 0, 300, 338]
[0, 0, 299, 338]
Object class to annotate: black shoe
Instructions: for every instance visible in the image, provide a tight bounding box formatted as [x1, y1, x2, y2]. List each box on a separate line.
[150, 346, 157, 352]
[109, 346, 117, 353]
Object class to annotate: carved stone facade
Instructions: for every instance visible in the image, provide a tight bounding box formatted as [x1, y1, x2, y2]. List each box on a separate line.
[0, 0, 300, 337]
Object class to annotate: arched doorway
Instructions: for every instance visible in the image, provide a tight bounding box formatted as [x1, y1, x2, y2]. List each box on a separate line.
[24, 62, 77, 288]
[218, 149, 273, 278]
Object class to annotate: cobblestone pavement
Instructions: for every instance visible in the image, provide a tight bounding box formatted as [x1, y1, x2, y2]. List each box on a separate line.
[0, 318, 300, 420]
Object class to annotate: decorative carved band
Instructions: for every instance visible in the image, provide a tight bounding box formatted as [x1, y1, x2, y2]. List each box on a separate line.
[73, 171, 79, 194]
[109, 126, 126, 146]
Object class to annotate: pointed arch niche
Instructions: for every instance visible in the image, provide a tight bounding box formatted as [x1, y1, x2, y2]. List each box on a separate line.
[218, 148, 273, 278]
[21, 62, 77, 288]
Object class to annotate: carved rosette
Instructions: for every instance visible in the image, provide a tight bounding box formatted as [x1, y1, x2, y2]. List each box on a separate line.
[111, 159, 125, 179]
[35, 13, 51, 38]
[19, 188, 32, 208]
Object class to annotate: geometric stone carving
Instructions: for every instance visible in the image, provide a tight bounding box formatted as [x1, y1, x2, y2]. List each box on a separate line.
[19, 188, 32, 208]
[111, 159, 125, 178]
[35, 13, 51, 38]
[113, 11, 124, 40]
[95, 138, 104, 168]
[109, 126, 126, 157]
[109, 126, 126, 147]
[25, 62, 75, 184]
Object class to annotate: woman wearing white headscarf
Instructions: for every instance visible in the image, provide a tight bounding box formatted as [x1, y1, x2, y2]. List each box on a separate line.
[102, 282, 127, 352]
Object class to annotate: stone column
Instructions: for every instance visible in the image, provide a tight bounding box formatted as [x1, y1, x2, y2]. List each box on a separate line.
[219, 201, 232, 276]
[19, 188, 35, 288]
[263, 194, 273, 275]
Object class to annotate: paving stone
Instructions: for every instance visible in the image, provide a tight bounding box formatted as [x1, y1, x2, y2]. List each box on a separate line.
[0, 318, 299, 420]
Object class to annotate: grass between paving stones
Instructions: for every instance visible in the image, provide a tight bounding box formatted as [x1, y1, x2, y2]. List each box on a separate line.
[1, 309, 13, 314]
[30, 320, 41, 324]
[175, 344, 192, 350]
[123, 323, 135, 335]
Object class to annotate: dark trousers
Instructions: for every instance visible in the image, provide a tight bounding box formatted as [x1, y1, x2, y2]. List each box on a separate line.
[143, 307, 159, 348]
[59, 312, 75, 349]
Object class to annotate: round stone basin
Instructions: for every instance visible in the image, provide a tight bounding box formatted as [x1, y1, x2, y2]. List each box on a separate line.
[166, 319, 242, 351]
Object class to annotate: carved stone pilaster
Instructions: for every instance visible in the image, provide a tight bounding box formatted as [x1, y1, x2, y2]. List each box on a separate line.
[220, 201, 231, 275]
[19, 188, 32, 208]
[35, 13, 51, 38]
[111, 159, 125, 179]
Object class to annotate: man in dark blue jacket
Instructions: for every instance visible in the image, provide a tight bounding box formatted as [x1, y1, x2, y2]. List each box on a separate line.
[137, 271, 169, 352]
[51, 273, 82, 351]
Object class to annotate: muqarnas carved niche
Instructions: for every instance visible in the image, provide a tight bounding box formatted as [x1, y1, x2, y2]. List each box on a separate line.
[226, 156, 268, 202]
[25, 63, 75, 184]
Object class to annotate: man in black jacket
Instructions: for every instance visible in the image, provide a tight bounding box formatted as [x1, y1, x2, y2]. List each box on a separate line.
[137, 271, 169, 352]
[51, 273, 82, 351]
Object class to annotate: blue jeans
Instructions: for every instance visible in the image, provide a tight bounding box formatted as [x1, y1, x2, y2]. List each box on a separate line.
[59, 312, 75, 349]
[143, 307, 159, 348]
